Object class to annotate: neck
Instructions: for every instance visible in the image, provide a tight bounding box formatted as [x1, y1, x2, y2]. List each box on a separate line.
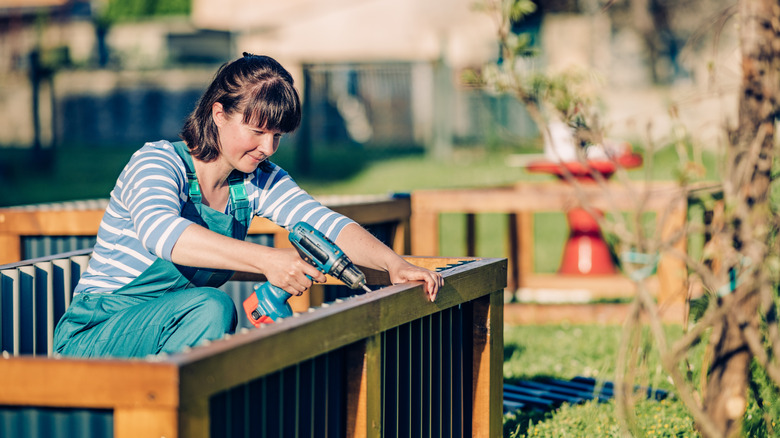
[192, 157, 232, 191]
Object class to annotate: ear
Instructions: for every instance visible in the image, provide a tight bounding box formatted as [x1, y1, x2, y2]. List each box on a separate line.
[212, 102, 227, 127]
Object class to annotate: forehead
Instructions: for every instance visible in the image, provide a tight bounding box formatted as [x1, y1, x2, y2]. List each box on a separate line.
[237, 118, 282, 134]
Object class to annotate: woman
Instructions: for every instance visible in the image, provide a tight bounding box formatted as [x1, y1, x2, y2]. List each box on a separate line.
[53, 53, 443, 358]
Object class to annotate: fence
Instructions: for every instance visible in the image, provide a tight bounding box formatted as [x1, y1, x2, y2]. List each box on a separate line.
[0, 251, 506, 438]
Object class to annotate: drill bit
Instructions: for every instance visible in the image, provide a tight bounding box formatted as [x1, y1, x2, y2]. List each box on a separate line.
[361, 283, 372, 293]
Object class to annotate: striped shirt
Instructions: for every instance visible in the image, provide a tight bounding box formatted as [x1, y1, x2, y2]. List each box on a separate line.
[75, 140, 355, 295]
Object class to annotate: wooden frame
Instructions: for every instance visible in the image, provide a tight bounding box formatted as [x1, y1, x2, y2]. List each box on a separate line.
[410, 181, 698, 304]
[0, 195, 412, 265]
[0, 256, 506, 438]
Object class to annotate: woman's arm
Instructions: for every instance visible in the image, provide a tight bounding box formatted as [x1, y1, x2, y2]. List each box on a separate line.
[334, 223, 444, 302]
[170, 223, 326, 295]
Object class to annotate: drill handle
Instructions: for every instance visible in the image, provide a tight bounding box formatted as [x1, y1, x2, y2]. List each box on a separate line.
[242, 282, 293, 328]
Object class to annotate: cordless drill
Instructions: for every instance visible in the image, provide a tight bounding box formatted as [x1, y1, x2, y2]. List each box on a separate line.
[242, 221, 372, 327]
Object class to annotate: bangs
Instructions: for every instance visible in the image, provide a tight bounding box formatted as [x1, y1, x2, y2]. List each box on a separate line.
[242, 79, 301, 133]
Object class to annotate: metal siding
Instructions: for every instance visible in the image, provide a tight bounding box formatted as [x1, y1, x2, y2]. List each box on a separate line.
[382, 327, 398, 437]
[21, 236, 96, 260]
[461, 303, 474, 438]
[209, 350, 346, 438]
[0, 269, 18, 354]
[397, 322, 411, 438]
[421, 315, 432, 437]
[381, 306, 472, 438]
[0, 406, 113, 438]
[0, 253, 86, 357]
[441, 308, 452, 437]
[430, 311, 442, 437]
[18, 266, 34, 355]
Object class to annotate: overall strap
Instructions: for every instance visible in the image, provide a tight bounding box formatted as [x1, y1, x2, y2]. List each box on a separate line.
[227, 170, 251, 227]
[172, 141, 251, 226]
[172, 141, 202, 204]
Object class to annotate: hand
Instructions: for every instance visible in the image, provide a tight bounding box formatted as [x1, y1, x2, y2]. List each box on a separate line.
[387, 260, 444, 302]
[263, 248, 327, 296]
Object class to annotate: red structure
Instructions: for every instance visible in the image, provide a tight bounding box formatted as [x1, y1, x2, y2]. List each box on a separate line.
[527, 151, 643, 275]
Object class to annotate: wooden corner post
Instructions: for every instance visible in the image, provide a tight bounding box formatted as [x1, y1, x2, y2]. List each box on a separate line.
[471, 289, 504, 437]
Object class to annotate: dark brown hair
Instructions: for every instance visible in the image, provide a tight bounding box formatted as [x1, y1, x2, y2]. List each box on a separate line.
[180, 53, 302, 162]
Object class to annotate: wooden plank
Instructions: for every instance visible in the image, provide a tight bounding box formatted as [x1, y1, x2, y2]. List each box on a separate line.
[345, 334, 382, 438]
[0, 209, 104, 235]
[247, 217, 285, 234]
[115, 406, 179, 438]
[410, 192, 440, 256]
[412, 181, 686, 213]
[392, 218, 411, 255]
[520, 273, 658, 299]
[0, 233, 21, 264]
[0, 357, 179, 409]
[507, 211, 534, 293]
[177, 397, 209, 438]
[518, 212, 534, 282]
[504, 302, 687, 325]
[471, 290, 504, 438]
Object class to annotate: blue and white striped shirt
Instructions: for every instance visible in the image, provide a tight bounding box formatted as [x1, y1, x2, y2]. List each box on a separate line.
[75, 140, 355, 295]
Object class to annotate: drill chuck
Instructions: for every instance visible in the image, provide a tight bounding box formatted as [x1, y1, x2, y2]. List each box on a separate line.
[331, 256, 367, 290]
[243, 221, 372, 327]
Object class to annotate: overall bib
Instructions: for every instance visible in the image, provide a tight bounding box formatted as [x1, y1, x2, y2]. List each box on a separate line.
[53, 142, 252, 358]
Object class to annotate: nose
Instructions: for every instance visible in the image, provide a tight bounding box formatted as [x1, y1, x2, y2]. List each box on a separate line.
[257, 134, 278, 156]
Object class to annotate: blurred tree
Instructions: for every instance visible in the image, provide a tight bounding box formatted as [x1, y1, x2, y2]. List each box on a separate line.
[700, 0, 780, 436]
[100, 0, 190, 23]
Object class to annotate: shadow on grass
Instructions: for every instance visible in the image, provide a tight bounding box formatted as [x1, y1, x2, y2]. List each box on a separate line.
[503, 373, 566, 438]
[503, 342, 526, 362]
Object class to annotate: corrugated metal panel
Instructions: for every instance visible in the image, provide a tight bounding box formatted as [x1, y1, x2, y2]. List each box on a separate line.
[382, 304, 472, 438]
[0, 406, 113, 438]
[0, 252, 88, 356]
[209, 348, 346, 437]
[21, 235, 97, 260]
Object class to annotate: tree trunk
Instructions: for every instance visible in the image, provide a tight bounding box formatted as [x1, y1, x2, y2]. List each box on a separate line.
[702, 0, 780, 437]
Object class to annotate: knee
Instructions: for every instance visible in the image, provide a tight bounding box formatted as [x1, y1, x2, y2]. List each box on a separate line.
[190, 288, 237, 333]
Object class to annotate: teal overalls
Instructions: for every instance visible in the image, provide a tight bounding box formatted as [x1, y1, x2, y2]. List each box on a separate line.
[53, 142, 251, 358]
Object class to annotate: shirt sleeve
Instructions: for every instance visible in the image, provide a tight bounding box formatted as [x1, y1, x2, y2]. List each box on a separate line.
[249, 163, 355, 242]
[116, 143, 194, 260]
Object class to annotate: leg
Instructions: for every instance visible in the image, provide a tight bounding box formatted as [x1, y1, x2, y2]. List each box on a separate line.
[62, 288, 237, 358]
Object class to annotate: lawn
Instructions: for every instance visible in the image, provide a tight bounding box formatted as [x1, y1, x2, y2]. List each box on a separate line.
[504, 323, 780, 437]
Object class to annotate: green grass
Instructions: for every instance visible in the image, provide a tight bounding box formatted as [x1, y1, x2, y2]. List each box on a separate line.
[503, 324, 780, 438]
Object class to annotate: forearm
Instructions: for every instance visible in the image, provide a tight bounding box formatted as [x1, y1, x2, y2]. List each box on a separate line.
[334, 222, 406, 272]
[169, 223, 272, 274]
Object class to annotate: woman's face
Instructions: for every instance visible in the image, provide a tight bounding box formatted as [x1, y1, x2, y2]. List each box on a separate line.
[213, 103, 282, 173]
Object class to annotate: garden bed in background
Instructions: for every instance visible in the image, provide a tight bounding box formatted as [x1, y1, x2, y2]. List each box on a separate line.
[504, 301, 687, 325]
